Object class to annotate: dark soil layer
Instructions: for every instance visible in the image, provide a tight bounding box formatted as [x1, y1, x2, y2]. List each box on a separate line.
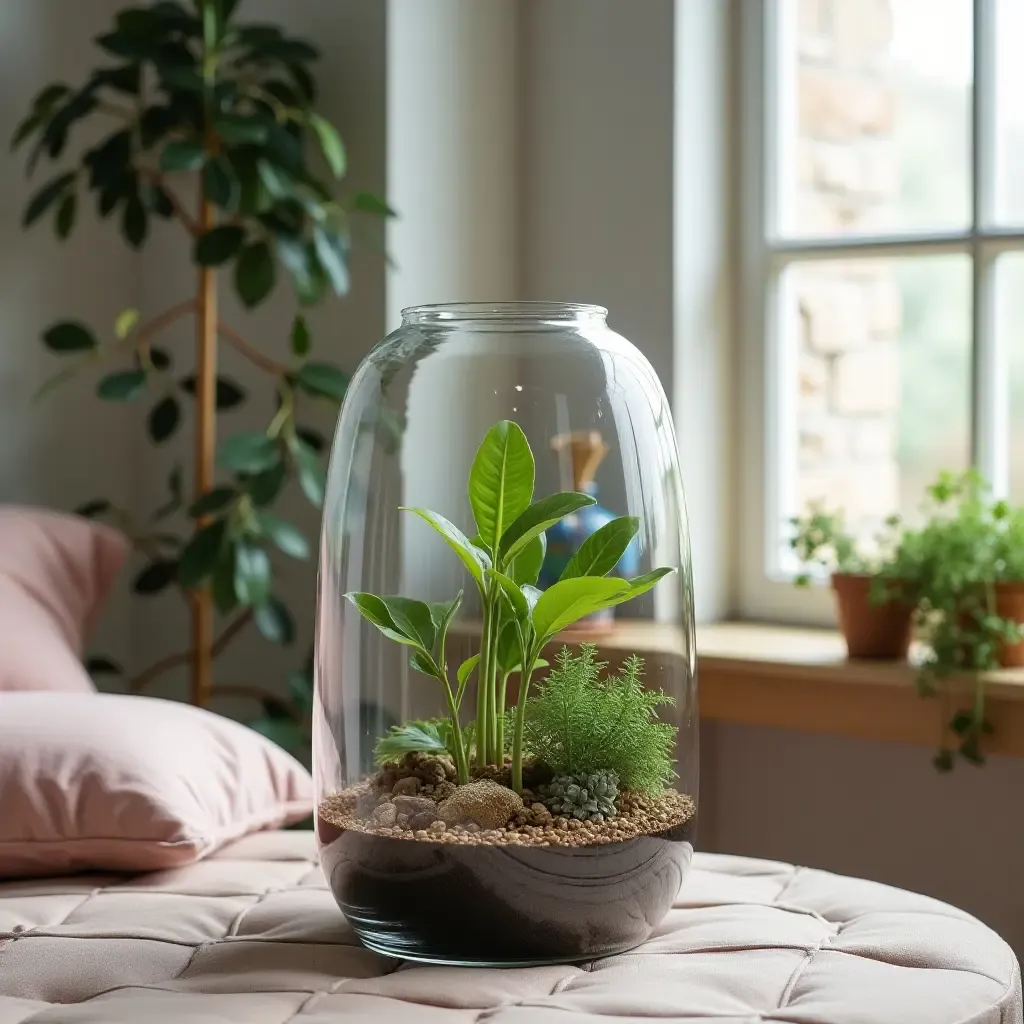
[317, 800, 696, 965]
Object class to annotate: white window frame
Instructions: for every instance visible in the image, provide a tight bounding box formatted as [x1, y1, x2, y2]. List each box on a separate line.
[738, 0, 1024, 624]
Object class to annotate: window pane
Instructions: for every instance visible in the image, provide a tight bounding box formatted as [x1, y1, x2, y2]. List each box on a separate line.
[999, 254, 1024, 499]
[777, 0, 972, 238]
[993, 0, 1024, 225]
[782, 254, 971, 551]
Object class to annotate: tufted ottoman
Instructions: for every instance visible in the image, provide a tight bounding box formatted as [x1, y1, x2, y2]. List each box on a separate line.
[0, 831, 1019, 1023]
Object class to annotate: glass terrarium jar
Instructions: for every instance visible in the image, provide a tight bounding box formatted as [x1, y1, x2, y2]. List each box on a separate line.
[314, 302, 698, 966]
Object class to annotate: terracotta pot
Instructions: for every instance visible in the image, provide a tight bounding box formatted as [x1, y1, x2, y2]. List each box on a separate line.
[994, 581, 1024, 668]
[831, 573, 913, 661]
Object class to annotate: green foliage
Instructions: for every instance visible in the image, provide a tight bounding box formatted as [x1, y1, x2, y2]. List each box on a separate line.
[788, 503, 904, 587]
[345, 419, 677, 792]
[887, 470, 1024, 768]
[16, 0, 396, 744]
[373, 718, 475, 766]
[521, 645, 676, 795]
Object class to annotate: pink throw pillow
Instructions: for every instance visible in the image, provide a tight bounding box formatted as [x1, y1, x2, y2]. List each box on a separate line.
[0, 692, 313, 878]
[0, 506, 128, 692]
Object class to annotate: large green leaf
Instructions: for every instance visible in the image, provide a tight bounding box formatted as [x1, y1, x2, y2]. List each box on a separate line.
[510, 531, 545, 587]
[255, 511, 309, 559]
[195, 225, 245, 266]
[217, 432, 279, 473]
[234, 240, 275, 308]
[234, 540, 271, 606]
[531, 576, 630, 640]
[309, 112, 346, 177]
[97, 369, 147, 401]
[43, 321, 96, 352]
[177, 519, 228, 589]
[399, 507, 489, 586]
[215, 545, 242, 613]
[603, 567, 676, 607]
[295, 362, 349, 401]
[498, 491, 595, 565]
[468, 420, 534, 552]
[254, 597, 295, 645]
[383, 596, 435, 652]
[344, 592, 420, 647]
[560, 516, 639, 580]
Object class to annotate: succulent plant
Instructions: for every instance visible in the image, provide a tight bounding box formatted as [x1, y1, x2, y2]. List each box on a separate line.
[539, 769, 619, 822]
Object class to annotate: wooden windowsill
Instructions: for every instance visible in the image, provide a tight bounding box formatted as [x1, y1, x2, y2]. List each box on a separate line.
[450, 620, 1024, 755]
[697, 622, 1024, 756]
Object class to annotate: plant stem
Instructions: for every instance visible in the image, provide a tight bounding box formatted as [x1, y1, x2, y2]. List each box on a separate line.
[496, 669, 509, 761]
[487, 624, 501, 764]
[440, 673, 469, 784]
[130, 610, 253, 692]
[218, 321, 289, 375]
[476, 598, 492, 768]
[510, 660, 536, 794]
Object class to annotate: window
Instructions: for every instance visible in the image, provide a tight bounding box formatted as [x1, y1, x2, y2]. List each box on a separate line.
[740, 0, 1024, 621]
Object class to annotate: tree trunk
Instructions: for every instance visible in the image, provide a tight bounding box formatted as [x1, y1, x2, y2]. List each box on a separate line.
[190, 189, 217, 708]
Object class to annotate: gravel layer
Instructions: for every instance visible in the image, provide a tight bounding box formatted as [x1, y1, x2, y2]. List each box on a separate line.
[318, 785, 695, 847]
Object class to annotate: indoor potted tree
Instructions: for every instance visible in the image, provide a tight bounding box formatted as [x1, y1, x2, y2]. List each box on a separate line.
[790, 504, 913, 659]
[894, 471, 1024, 769]
[12, 0, 391, 745]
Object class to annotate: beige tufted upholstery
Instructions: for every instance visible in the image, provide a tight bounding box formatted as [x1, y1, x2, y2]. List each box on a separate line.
[0, 830, 1019, 1023]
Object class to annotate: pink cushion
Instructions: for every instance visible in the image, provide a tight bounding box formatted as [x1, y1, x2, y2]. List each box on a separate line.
[0, 507, 128, 692]
[0, 692, 313, 878]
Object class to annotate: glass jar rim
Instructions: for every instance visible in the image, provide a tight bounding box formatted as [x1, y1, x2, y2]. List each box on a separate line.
[400, 301, 608, 324]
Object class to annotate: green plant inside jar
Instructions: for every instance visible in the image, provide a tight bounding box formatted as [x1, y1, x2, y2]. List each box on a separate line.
[345, 419, 676, 794]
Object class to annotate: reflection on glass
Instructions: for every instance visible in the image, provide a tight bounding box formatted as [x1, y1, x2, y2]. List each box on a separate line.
[783, 254, 971, 540]
[778, 0, 972, 237]
[993, 0, 1024, 225]
[997, 255, 1024, 499]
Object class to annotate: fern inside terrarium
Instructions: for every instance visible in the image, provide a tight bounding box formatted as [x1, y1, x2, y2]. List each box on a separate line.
[520, 644, 676, 795]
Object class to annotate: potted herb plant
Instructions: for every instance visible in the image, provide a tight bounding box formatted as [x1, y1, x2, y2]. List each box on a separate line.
[790, 504, 913, 660]
[894, 471, 1024, 769]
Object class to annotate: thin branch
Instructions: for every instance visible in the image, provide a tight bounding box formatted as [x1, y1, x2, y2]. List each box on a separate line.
[129, 609, 254, 692]
[127, 299, 197, 355]
[218, 321, 289, 375]
[136, 167, 201, 236]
